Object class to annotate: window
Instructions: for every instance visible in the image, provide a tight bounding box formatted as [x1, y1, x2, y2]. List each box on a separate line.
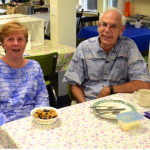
[0, 0, 9, 4]
[104, 0, 125, 15]
[79, 0, 97, 11]
[103, 0, 119, 12]
[108, 0, 118, 8]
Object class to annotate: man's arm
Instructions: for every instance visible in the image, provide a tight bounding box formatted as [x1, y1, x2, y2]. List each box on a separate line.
[71, 85, 86, 103]
[97, 80, 150, 98]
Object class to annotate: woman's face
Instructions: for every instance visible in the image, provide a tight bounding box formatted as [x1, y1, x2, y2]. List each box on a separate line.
[2, 31, 27, 59]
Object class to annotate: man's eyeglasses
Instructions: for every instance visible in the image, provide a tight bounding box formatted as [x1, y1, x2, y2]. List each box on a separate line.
[99, 22, 122, 31]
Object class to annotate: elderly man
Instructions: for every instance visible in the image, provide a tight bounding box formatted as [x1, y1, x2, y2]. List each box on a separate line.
[63, 7, 150, 103]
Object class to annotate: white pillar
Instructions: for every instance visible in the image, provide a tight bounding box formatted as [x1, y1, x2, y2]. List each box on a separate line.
[50, 0, 76, 48]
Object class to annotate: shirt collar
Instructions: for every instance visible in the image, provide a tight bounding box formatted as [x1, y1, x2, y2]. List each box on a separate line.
[98, 36, 121, 53]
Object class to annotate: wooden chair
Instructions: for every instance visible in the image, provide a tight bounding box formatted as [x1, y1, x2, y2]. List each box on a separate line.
[25, 52, 58, 108]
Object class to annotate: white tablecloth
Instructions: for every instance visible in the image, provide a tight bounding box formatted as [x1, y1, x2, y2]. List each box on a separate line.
[29, 12, 50, 35]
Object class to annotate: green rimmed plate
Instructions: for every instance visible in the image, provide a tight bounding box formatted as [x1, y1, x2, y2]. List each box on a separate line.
[93, 99, 136, 120]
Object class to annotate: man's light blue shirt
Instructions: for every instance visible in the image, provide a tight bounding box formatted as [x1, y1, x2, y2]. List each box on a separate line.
[63, 36, 150, 100]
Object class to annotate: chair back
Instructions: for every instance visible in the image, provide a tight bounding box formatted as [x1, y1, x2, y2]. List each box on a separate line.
[81, 12, 99, 27]
[76, 9, 84, 33]
[25, 52, 58, 84]
[25, 52, 58, 107]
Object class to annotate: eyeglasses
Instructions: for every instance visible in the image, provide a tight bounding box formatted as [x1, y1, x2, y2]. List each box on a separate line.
[99, 22, 122, 31]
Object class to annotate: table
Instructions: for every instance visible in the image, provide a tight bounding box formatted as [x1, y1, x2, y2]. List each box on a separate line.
[0, 40, 75, 72]
[0, 93, 150, 149]
[78, 25, 98, 39]
[77, 24, 150, 52]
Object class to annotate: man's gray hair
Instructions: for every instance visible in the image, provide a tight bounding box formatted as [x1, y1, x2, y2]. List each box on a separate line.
[100, 7, 126, 26]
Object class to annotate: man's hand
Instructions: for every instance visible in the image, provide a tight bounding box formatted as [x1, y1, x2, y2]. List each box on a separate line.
[96, 86, 110, 98]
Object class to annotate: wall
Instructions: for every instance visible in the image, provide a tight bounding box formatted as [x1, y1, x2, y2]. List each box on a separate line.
[97, 0, 150, 16]
[76, 0, 78, 5]
[133, 0, 150, 16]
[50, 0, 57, 43]
[97, 0, 104, 13]
[50, 0, 76, 48]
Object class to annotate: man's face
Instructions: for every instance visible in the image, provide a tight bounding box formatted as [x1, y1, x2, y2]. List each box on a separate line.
[98, 10, 124, 51]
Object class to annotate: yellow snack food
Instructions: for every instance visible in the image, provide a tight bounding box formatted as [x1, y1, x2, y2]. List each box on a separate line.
[34, 109, 58, 119]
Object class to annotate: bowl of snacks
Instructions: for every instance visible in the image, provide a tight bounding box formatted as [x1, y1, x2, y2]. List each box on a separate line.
[31, 107, 59, 124]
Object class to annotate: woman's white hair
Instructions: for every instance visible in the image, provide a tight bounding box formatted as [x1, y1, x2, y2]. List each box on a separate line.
[100, 7, 126, 26]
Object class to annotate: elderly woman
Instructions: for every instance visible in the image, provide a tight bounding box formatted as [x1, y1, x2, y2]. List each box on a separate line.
[0, 21, 49, 126]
